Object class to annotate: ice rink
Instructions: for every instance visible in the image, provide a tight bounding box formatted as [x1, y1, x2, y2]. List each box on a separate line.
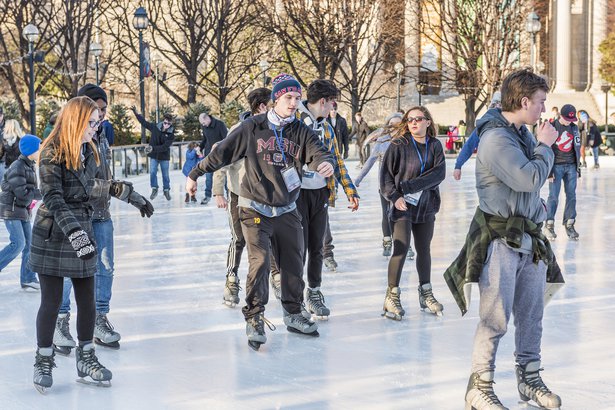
[0, 155, 614, 410]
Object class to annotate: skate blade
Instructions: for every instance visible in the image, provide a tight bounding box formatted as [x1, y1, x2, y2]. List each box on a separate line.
[53, 344, 73, 356]
[286, 326, 319, 337]
[94, 338, 120, 350]
[223, 300, 238, 308]
[420, 308, 444, 317]
[248, 341, 263, 351]
[34, 384, 49, 394]
[76, 378, 112, 387]
[313, 315, 329, 321]
[382, 311, 403, 321]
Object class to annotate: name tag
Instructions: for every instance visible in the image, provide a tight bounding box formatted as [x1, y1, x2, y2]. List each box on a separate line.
[404, 190, 423, 206]
[281, 166, 301, 192]
[303, 170, 315, 179]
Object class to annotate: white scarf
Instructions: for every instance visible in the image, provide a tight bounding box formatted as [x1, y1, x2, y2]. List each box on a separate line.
[267, 109, 295, 128]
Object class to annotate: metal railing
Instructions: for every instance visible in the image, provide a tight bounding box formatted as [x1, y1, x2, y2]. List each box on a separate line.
[110, 141, 197, 178]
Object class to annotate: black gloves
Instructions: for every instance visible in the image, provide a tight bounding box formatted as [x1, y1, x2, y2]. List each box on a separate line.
[144, 145, 153, 154]
[68, 229, 96, 260]
[110, 180, 155, 218]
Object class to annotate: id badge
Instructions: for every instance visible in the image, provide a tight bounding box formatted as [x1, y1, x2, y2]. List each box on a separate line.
[403, 190, 423, 206]
[281, 166, 301, 192]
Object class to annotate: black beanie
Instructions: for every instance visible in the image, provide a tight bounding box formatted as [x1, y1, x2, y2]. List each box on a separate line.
[77, 84, 107, 104]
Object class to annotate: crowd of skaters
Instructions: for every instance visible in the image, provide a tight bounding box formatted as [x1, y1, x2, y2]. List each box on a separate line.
[1, 66, 593, 409]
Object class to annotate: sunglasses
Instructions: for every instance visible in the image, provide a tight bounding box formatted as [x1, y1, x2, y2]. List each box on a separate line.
[407, 116, 428, 124]
[88, 120, 101, 129]
[163, 121, 171, 125]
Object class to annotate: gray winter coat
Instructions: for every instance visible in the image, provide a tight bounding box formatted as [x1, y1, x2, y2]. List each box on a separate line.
[475, 109, 554, 222]
[29, 143, 112, 278]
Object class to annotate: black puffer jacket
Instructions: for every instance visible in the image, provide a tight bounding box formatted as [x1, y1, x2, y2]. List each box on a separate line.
[0, 154, 42, 221]
[2, 137, 21, 167]
[134, 113, 175, 161]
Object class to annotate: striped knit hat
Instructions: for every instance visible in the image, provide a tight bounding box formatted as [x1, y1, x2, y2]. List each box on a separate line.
[271, 73, 301, 102]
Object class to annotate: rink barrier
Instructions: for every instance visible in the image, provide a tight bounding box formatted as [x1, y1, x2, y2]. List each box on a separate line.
[110, 141, 197, 178]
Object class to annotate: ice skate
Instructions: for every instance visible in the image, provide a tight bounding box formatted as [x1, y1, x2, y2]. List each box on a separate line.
[544, 220, 557, 241]
[200, 196, 210, 205]
[33, 347, 56, 394]
[150, 187, 158, 200]
[75, 343, 112, 387]
[190, 195, 197, 203]
[184, 193, 190, 203]
[323, 256, 338, 272]
[418, 283, 443, 316]
[21, 280, 40, 291]
[223, 275, 241, 307]
[283, 308, 319, 337]
[516, 361, 561, 409]
[163, 189, 171, 201]
[246, 313, 275, 351]
[270, 273, 281, 300]
[594, 163, 600, 169]
[465, 371, 508, 410]
[382, 286, 405, 321]
[53, 312, 76, 356]
[382, 236, 392, 257]
[306, 287, 330, 319]
[565, 219, 579, 241]
[94, 313, 121, 350]
[407, 245, 415, 260]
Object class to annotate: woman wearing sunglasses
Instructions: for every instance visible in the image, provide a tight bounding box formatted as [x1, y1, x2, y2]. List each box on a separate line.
[379, 106, 446, 320]
[29, 96, 114, 393]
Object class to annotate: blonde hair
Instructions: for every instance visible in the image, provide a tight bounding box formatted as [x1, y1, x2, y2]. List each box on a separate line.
[2, 119, 24, 140]
[40, 96, 100, 170]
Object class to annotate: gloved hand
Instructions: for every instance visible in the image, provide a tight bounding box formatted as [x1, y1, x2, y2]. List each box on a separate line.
[68, 229, 96, 260]
[144, 145, 153, 154]
[109, 180, 154, 218]
[130, 105, 138, 115]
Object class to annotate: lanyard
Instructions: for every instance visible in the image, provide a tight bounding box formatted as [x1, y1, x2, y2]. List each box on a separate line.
[411, 137, 429, 175]
[271, 126, 287, 164]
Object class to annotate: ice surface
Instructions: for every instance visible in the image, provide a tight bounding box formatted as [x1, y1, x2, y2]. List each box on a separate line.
[0, 156, 614, 409]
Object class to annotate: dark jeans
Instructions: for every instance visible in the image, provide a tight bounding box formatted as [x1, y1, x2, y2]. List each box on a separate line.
[387, 219, 434, 287]
[547, 163, 577, 223]
[323, 213, 334, 259]
[36, 274, 95, 348]
[203, 172, 213, 199]
[297, 188, 329, 289]
[239, 208, 305, 319]
[226, 192, 246, 275]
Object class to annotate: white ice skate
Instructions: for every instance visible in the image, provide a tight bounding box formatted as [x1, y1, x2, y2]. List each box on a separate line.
[418, 283, 444, 316]
[94, 313, 121, 350]
[53, 312, 76, 356]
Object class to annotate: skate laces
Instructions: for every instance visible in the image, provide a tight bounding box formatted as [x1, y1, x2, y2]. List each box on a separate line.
[226, 277, 242, 294]
[35, 353, 56, 375]
[473, 375, 503, 405]
[80, 348, 107, 374]
[387, 289, 403, 310]
[420, 286, 440, 308]
[97, 315, 115, 334]
[59, 315, 72, 338]
[523, 367, 553, 395]
[250, 315, 276, 332]
[308, 289, 326, 307]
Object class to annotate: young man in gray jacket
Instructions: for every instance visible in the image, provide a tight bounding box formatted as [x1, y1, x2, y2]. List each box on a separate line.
[462, 69, 562, 409]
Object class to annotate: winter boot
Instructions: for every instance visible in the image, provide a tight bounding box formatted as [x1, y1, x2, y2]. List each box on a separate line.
[53, 312, 76, 355]
[150, 188, 158, 200]
[544, 220, 557, 241]
[306, 287, 330, 319]
[565, 219, 579, 240]
[223, 275, 241, 307]
[418, 283, 443, 316]
[33, 347, 56, 394]
[382, 286, 405, 320]
[382, 236, 392, 257]
[516, 361, 561, 409]
[94, 313, 121, 349]
[75, 343, 112, 386]
[246, 313, 275, 351]
[323, 256, 338, 272]
[465, 371, 508, 410]
[270, 272, 281, 300]
[283, 307, 319, 336]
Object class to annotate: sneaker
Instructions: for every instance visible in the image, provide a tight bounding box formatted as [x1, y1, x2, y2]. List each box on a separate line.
[306, 287, 330, 318]
[323, 256, 337, 272]
[382, 237, 392, 257]
[185, 193, 190, 203]
[150, 188, 158, 200]
[516, 361, 561, 409]
[201, 197, 211, 205]
[21, 280, 40, 290]
[163, 189, 171, 201]
[465, 371, 508, 410]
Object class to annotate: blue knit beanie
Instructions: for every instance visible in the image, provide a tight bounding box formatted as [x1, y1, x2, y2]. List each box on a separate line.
[271, 73, 301, 102]
[19, 134, 41, 156]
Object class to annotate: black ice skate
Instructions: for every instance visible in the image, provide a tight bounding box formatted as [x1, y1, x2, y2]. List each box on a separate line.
[246, 313, 275, 351]
[150, 188, 158, 200]
[94, 313, 121, 349]
[33, 347, 56, 394]
[465, 371, 508, 410]
[223, 275, 241, 307]
[382, 237, 392, 257]
[283, 308, 319, 337]
[306, 287, 330, 319]
[53, 312, 76, 356]
[75, 344, 112, 387]
[323, 256, 337, 272]
[516, 361, 561, 409]
[382, 286, 405, 321]
[418, 283, 443, 316]
[544, 220, 557, 241]
[163, 189, 171, 201]
[270, 273, 281, 300]
[565, 219, 579, 240]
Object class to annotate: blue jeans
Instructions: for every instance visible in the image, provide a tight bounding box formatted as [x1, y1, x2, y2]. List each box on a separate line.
[547, 163, 578, 223]
[60, 219, 115, 314]
[150, 158, 170, 190]
[0, 219, 37, 284]
[203, 172, 213, 199]
[591, 146, 600, 166]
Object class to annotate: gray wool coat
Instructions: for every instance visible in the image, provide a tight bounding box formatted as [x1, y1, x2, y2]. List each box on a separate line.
[28, 143, 112, 278]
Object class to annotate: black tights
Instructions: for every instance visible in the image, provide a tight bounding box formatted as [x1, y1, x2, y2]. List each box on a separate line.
[379, 193, 392, 237]
[36, 274, 95, 348]
[387, 219, 434, 287]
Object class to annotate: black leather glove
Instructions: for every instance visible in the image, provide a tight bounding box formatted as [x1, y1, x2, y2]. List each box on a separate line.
[144, 145, 153, 154]
[110, 181, 154, 218]
[68, 229, 96, 260]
